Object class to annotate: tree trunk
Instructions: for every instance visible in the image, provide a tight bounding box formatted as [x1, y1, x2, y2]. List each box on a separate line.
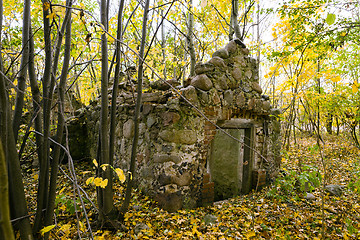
[0, 140, 15, 240]
[120, 0, 150, 220]
[109, 0, 125, 171]
[231, 0, 242, 39]
[28, 23, 43, 168]
[12, 0, 31, 142]
[44, 1, 72, 237]
[187, 0, 195, 77]
[0, 0, 34, 238]
[98, 0, 114, 222]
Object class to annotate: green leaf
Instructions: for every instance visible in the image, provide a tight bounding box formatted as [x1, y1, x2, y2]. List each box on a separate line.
[326, 13, 336, 25]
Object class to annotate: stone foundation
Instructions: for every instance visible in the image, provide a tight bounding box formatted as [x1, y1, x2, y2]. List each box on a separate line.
[69, 39, 281, 211]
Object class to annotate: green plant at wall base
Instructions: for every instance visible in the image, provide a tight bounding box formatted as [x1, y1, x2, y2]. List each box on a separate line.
[267, 165, 322, 200]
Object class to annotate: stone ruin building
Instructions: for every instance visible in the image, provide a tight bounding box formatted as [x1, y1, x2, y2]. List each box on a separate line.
[69, 39, 282, 212]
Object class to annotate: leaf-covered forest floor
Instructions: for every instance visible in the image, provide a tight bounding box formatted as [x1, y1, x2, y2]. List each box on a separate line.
[22, 134, 360, 239]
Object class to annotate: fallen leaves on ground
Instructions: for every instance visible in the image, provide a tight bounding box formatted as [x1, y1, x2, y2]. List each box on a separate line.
[23, 134, 360, 239]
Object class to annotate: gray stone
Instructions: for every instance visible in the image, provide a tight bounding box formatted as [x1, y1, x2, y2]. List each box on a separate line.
[159, 130, 197, 145]
[235, 92, 246, 107]
[241, 48, 250, 55]
[245, 69, 253, 79]
[208, 57, 227, 69]
[134, 223, 150, 235]
[146, 115, 157, 128]
[262, 101, 271, 111]
[325, 184, 344, 196]
[166, 98, 180, 111]
[139, 123, 146, 135]
[181, 85, 199, 106]
[123, 119, 134, 138]
[161, 111, 181, 126]
[162, 144, 173, 153]
[204, 214, 217, 226]
[154, 154, 182, 164]
[304, 193, 316, 201]
[198, 89, 209, 104]
[142, 104, 153, 115]
[208, 89, 221, 106]
[195, 62, 215, 75]
[212, 48, 230, 59]
[242, 82, 252, 93]
[173, 172, 192, 186]
[225, 40, 238, 55]
[213, 75, 229, 90]
[251, 82, 262, 94]
[224, 90, 233, 105]
[231, 67, 243, 82]
[191, 74, 213, 91]
[233, 55, 246, 67]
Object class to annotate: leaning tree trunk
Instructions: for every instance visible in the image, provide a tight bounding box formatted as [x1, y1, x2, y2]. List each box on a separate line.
[119, 0, 150, 220]
[0, 0, 34, 238]
[0, 140, 15, 240]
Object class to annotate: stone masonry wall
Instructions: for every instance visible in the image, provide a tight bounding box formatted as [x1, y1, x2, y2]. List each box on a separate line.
[71, 39, 281, 212]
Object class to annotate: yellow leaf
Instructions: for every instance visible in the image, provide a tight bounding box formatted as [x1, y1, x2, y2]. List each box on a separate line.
[86, 177, 94, 185]
[115, 168, 126, 183]
[40, 225, 55, 236]
[244, 230, 256, 238]
[100, 164, 109, 171]
[79, 221, 86, 232]
[46, 12, 56, 19]
[33, 174, 39, 181]
[94, 177, 102, 187]
[58, 224, 71, 233]
[352, 83, 358, 93]
[43, 2, 50, 11]
[93, 159, 98, 167]
[100, 179, 108, 188]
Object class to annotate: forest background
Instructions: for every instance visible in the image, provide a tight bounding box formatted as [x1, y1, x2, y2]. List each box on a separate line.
[0, 0, 360, 239]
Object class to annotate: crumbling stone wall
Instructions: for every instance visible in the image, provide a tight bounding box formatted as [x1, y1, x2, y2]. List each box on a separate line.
[72, 39, 281, 212]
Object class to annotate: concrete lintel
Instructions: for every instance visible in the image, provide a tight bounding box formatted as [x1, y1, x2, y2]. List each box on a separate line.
[217, 119, 261, 129]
